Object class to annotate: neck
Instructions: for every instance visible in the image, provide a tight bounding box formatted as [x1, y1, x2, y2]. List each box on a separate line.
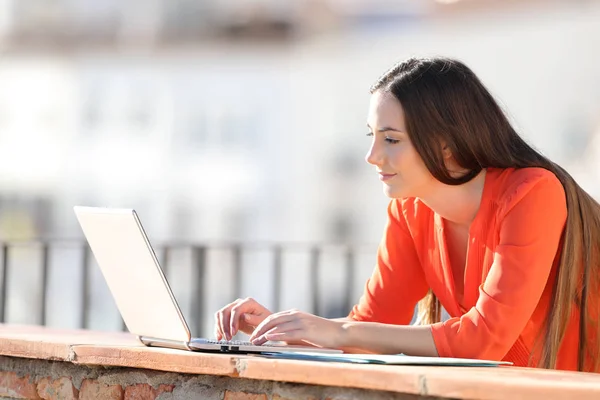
[418, 169, 487, 228]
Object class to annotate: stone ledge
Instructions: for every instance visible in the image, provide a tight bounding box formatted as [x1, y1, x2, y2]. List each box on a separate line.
[2, 324, 600, 400]
[0, 324, 137, 362]
[72, 345, 239, 376]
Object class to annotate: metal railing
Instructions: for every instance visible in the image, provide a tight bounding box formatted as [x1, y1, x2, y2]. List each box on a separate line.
[0, 240, 374, 337]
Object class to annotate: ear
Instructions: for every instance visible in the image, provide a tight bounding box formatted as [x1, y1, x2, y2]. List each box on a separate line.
[440, 141, 453, 160]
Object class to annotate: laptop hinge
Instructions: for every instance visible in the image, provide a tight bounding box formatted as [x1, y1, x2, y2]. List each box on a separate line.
[138, 336, 192, 351]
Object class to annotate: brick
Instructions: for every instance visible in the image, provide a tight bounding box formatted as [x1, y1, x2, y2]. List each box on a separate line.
[223, 390, 267, 400]
[123, 383, 174, 400]
[79, 379, 123, 400]
[0, 371, 41, 399]
[37, 377, 78, 400]
[123, 384, 154, 400]
[156, 384, 175, 397]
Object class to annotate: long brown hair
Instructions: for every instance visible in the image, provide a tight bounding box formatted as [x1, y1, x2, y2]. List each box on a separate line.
[370, 57, 599, 372]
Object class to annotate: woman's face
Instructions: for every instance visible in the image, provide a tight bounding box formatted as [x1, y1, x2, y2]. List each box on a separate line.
[365, 91, 436, 199]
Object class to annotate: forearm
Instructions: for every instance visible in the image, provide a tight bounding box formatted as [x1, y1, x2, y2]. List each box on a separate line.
[338, 321, 439, 356]
[284, 317, 353, 347]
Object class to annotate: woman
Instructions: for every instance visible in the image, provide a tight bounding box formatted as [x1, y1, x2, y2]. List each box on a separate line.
[214, 57, 599, 372]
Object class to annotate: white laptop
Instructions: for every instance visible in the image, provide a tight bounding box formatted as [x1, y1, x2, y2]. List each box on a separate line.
[74, 206, 341, 355]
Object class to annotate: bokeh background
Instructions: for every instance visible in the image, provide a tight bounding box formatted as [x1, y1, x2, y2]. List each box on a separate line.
[1, 0, 599, 338]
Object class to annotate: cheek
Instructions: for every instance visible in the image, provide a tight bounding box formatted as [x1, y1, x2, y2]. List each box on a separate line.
[412, 158, 434, 183]
[388, 145, 410, 169]
[394, 147, 432, 185]
[390, 145, 421, 172]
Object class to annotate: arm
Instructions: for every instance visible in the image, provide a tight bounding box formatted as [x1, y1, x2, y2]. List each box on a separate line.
[349, 199, 429, 325]
[338, 321, 438, 355]
[335, 199, 431, 354]
[250, 199, 432, 351]
[251, 312, 439, 355]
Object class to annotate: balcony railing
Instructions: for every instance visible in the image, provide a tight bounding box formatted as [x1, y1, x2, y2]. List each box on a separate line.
[0, 240, 376, 338]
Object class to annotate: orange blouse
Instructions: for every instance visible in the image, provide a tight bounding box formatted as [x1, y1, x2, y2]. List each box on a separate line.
[349, 167, 591, 371]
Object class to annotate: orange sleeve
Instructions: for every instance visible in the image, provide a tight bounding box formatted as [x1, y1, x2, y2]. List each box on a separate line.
[431, 175, 567, 360]
[349, 199, 429, 325]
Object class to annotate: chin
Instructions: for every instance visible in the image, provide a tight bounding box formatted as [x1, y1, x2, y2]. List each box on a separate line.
[383, 186, 406, 199]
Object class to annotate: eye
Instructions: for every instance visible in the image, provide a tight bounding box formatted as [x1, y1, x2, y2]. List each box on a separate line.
[385, 137, 400, 144]
[366, 132, 373, 137]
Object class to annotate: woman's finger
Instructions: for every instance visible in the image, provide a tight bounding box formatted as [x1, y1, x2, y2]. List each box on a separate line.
[249, 312, 299, 342]
[214, 312, 223, 340]
[230, 298, 264, 337]
[217, 298, 243, 340]
[242, 312, 264, 327]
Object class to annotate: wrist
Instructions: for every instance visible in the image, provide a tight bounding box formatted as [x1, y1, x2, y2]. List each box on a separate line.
[336, 320, 355, 349]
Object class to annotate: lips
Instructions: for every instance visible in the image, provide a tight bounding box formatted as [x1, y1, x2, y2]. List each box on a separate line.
[378, 172, 396, 181]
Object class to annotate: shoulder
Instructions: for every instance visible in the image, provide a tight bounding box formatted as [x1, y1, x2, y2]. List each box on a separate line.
[490, 167, 566, 217]
[389, 197, 433, 235]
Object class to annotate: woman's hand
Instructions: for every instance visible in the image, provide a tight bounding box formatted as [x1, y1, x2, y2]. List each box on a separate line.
[214, 297, 272, 341]
[249, 309, 343, 349]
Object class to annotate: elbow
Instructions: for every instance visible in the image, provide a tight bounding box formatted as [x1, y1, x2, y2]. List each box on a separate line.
[432, 316, 517, 361]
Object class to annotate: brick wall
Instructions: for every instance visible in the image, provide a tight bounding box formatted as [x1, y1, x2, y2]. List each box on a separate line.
[0, 356, 440, 400]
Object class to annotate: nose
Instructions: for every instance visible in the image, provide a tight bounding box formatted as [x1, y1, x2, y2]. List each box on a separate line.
[365, 140, 383, 167]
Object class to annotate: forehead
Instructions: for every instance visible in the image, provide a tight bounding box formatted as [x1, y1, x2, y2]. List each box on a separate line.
[368, 91, 405, 127]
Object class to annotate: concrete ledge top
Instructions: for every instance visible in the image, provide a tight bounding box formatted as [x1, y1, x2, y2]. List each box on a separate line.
[2, 324, 600, 400]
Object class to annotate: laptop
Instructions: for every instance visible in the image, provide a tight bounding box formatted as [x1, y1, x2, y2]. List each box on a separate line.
[74, 206, 342, 355]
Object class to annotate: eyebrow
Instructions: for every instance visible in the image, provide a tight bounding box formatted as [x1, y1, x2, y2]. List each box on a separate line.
[366, 123, 404, 133]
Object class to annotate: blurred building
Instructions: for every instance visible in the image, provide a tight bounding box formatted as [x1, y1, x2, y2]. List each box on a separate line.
[0, 0, 596, 243]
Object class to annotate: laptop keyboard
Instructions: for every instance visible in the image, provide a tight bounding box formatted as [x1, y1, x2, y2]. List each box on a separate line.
[203, 339, 255, 346]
